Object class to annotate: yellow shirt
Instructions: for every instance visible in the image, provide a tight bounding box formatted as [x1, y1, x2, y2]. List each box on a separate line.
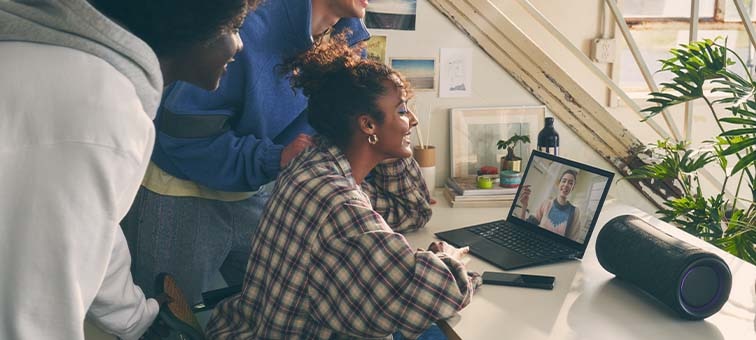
[141, 162, 255, 202]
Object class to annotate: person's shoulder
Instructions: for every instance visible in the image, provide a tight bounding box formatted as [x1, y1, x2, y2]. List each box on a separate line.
[541, 197, 555, 208]
[2, 42, 151, 145]
[243, 0, 296, 36]
[284, 148, 363, 203]
[9, 43, 137, 103]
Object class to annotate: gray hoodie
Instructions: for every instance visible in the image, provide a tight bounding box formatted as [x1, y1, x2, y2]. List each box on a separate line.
[0, 0, 163, 116]
[0, 1, 164, 339]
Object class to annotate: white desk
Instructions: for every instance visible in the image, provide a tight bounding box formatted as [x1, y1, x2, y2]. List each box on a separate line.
[403, 192, 756, 340]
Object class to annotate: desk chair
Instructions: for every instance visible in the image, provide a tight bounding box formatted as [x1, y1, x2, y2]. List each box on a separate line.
[151, 273, 241, 340]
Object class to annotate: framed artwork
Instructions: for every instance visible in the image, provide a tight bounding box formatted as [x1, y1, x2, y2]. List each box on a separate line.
[365, 0, 417, 31]
[390, 58, 436, 91]
[366, 35, 387, 64]
[450, 106, 546, 177]
[439, 48, 473, 97]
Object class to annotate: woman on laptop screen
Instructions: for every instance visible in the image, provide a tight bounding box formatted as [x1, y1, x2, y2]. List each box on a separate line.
[516, 169, 581, 239]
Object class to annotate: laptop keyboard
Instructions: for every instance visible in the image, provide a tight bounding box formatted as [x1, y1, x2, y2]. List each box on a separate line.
[468, 221, 576, 259]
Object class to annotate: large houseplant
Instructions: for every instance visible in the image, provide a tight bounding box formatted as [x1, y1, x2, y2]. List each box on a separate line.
[632, 38, 756, 264]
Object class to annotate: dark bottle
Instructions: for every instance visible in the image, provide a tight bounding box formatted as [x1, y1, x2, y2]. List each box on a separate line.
[538, 117, 559, 156]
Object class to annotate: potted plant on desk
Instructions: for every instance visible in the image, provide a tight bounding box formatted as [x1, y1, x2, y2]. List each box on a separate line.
[497, 134, 530, 188]
[631, 37, 756, 265]
[497, 134, 530, 172]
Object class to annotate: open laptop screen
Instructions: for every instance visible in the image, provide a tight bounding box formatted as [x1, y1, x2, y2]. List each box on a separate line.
[508, 151, 613, 245]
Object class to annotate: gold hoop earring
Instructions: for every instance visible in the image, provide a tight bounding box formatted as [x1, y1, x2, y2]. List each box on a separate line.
[368, 134, 379, 145]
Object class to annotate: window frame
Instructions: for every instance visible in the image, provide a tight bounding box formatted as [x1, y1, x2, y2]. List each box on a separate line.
[624, 0, 754, 30]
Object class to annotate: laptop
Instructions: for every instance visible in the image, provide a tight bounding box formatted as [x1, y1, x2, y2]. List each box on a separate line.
[436, 150, 614, 270]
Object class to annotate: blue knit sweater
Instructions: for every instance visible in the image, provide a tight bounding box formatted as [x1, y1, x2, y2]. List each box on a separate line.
[151, 0, 369, 191]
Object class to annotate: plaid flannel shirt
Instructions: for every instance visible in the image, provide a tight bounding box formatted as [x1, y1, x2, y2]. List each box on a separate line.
[206, 137, 479, 339]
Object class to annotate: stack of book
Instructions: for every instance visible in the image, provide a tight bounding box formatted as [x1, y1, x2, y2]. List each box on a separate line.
[444, 176, 518, 208]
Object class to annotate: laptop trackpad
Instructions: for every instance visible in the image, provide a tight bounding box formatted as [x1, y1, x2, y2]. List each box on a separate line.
[436, 228, 535, 270]
[471, 238, 534, 270]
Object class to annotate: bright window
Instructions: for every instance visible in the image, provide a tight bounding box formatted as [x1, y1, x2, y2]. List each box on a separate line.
[621, 0, 715, 18]
[618, 0, 756, 93]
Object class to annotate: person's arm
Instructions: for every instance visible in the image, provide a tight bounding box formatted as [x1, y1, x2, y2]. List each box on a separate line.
[516, 184, 532, 219]
[309, 202, 478, 339]
[0, 48, 158, 339]
[87, 230, 159, 339]
[3, 145, 159, 340]
[154, 49, 313, 192]
[361, 157, 432, 233]
[536, 198, 552, 222]
[517, 205, 527, 219]
[83, 116, 160, 339]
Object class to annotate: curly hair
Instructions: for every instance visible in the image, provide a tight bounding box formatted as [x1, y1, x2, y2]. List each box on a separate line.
[90, 0, 260, 56]
[284, 35, 413, 148]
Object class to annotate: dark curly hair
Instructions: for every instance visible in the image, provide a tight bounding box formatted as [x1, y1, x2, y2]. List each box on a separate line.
[285, 35, 413, 148]
[90, 0, 260, 56]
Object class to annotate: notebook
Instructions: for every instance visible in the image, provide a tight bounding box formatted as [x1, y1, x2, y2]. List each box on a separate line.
[435, 150, 614, 270]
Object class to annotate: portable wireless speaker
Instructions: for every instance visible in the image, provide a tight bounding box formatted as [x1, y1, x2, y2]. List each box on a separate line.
[595, 215, 732, 320]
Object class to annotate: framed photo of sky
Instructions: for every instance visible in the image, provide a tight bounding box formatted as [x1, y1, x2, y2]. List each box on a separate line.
[390, 58, 436, 91]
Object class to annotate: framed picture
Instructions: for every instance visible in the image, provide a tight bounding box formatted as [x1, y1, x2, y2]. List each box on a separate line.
[439, 48, 472, 98]
[365, 0, 417, 31]
[366, 35, 387, 64]
[390, 58, 436, 91]
[450, 106, 546, 177]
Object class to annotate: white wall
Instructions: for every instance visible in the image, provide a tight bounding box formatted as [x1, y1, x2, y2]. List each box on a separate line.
[368, 0, 656, 213]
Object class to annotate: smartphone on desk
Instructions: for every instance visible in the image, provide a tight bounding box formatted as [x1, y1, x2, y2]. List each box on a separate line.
[482, 271, 555, 290]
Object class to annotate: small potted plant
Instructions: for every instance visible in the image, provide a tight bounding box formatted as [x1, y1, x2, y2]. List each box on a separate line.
[496, 134, 530, 172]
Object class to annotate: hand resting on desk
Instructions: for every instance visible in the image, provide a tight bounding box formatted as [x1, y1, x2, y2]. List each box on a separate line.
[427, 241, 483, 289]
[428, 241, 470, 262]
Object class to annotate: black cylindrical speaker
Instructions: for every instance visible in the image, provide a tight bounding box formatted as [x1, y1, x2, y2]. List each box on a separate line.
[595, 215, 732, 320]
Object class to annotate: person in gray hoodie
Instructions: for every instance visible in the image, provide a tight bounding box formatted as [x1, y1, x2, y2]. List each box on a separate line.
[0, 0, 254, 339]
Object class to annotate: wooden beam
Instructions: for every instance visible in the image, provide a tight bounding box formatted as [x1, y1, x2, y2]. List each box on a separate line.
[427, 0, 676, 208]
[685, 0, 699, 141]
[733, 0, 756, 49]
[604, 0, 680, 140]
[516, 0, 672, 141]
[626, 20, 754, 30]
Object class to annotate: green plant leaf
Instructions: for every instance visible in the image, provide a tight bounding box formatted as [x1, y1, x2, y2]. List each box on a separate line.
[725, 106, 756, 118]
[730, 150, 756, 174]
[721, 137, 756, 155]
[719, 128, 756, 136]
[636, 37, 756, 265]
[679, 150, 716, 173]
[720, 116, 756, 125]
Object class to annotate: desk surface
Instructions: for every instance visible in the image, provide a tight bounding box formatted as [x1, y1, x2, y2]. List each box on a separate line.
[403, 192, 756, 340]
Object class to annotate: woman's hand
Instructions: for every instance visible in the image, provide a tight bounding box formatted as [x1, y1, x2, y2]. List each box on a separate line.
[280, 134, 314, 167]
[518, 184, 531, 208]
[428, 241, 470, 262]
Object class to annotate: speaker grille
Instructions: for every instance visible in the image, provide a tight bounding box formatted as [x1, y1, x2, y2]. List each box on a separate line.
[681, 267, 718, 307]
[678, 257, 731, 318]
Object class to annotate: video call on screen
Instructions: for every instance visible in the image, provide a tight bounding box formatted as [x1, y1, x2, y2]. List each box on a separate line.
[512, 156, 609, 244]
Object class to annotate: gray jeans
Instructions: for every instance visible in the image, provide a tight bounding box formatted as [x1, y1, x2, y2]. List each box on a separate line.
[121, 185, 269, 304]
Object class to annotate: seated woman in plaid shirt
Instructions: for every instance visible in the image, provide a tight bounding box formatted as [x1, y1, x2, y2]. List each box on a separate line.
[204, 36, 482, 340]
